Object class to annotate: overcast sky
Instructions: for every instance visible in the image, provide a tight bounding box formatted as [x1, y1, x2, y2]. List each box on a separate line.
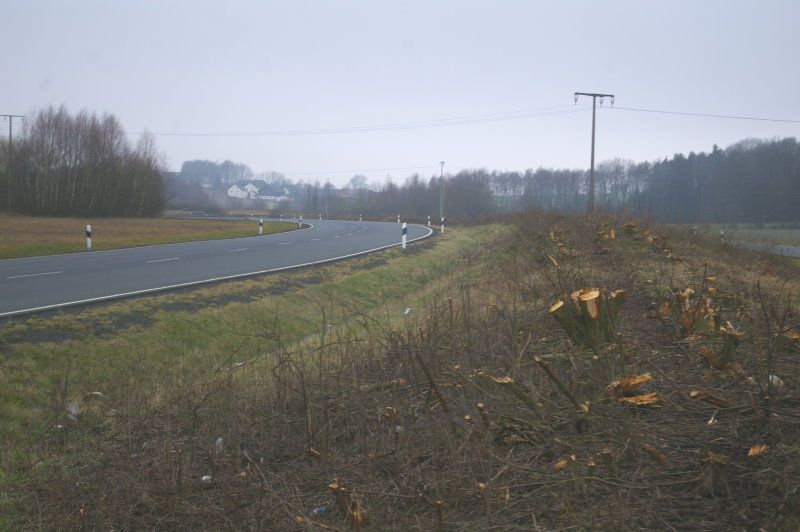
[3, 0, 799, 185]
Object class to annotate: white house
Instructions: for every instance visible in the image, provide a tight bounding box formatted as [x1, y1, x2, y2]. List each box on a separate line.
[226, 182, 262, 199]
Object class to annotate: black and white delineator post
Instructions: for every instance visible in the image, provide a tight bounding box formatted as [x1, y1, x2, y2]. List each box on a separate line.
[85, 224, 92, 251]
[259, 219, 263, 235]
[401, 221, 407, 250]
[319, 213, 322, 220]
[359, 214, 362, 222]
[427, 215, 431, 227]
[298, 215, 303, 228]
[440, 217, 446, 235]
[397, 215, 401, 224]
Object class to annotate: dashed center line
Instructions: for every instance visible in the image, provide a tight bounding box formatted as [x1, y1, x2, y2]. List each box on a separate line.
[7, 270, 64, 280]
[147, 257, 180, 263]
[227, 248, 248, 253]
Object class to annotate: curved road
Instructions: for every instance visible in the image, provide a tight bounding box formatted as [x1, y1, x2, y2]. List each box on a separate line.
[0, 219, 432, 317]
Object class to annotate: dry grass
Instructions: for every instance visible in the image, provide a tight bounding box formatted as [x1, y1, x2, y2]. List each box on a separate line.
[5, 214, 800, 530]
[0, 215, 293, 259]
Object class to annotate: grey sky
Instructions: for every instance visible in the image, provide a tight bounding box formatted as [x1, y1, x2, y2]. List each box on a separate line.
[3, 0, 799, 185]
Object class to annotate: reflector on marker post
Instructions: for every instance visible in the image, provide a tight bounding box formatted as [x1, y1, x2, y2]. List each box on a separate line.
[259, 219, 263, 235]
[85, 224, 92, 251]
[401, 220, 407, 250]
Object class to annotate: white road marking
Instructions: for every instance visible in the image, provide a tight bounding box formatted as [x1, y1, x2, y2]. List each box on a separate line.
[7, 270, 64, 280]
[147, 257, 180, 263]
[333, 235, 340, 238]
[311, 238, 321, 241]
[346, 233, 353, 236]
[278, 242, 291, 246]
[227, 248, 248, 253]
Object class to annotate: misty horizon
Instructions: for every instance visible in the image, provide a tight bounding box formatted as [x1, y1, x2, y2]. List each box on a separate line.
[3, 0, 800, 186]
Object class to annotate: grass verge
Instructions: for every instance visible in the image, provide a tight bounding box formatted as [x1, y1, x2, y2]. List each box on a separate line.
[0, 216, 294, 258]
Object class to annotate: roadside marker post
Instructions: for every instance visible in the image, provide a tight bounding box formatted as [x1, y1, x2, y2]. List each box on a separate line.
[397, 215, 401, 224]
[319, 213, 322, 220]
[359, 214, 362, 222]
[441, 217, 446, 235]
[427, 215, 431, 227]
[401, 221, 407, 250]
[259, 219, 263, 235]
[299, 215, 303, 228]
[85, 225, 92, 251]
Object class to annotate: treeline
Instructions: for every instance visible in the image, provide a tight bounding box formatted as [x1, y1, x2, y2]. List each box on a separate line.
[0, 106, 165, 217]
[179, 159, 255, 186]
[293, 172, 498, 221]
[292, 137, 800, 223]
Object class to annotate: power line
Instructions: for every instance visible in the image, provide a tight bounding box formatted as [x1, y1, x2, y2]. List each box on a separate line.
[129, 105, 585, 137]
[278, 164, 448, 176]
[602, 105, 800, 124]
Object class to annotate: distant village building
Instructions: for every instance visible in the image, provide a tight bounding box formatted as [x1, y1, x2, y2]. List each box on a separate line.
[226, 180, 291, 203]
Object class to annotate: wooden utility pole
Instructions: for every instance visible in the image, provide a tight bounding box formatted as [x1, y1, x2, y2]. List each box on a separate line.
[439, 161, 445, 222]
[573, 93, 614, 214]
[2, 114, 24, 213]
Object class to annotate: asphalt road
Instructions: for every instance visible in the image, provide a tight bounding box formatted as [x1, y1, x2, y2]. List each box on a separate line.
[0, 219, 432, 317]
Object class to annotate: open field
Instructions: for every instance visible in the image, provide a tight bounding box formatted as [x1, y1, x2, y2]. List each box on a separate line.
[2, 216, 800, 529]
[724, 228, 800, 246]
[692, 224, 800, 246]
[0, 216, 293, 259]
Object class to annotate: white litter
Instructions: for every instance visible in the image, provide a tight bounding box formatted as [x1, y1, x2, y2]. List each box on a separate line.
[768, 374, 785, 388]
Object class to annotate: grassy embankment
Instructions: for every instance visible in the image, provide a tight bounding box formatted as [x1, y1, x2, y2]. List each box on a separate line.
[0, 225, 503, 527]
[2, 216, 800, 529]
[0, 216, 293, 259]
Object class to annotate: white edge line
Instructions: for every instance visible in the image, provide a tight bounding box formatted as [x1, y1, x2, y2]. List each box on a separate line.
[7, 270, 64, 279]
[0, 220, 313, 263]
[147, 257, 180, 263]
[0, 225, 434, 318]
